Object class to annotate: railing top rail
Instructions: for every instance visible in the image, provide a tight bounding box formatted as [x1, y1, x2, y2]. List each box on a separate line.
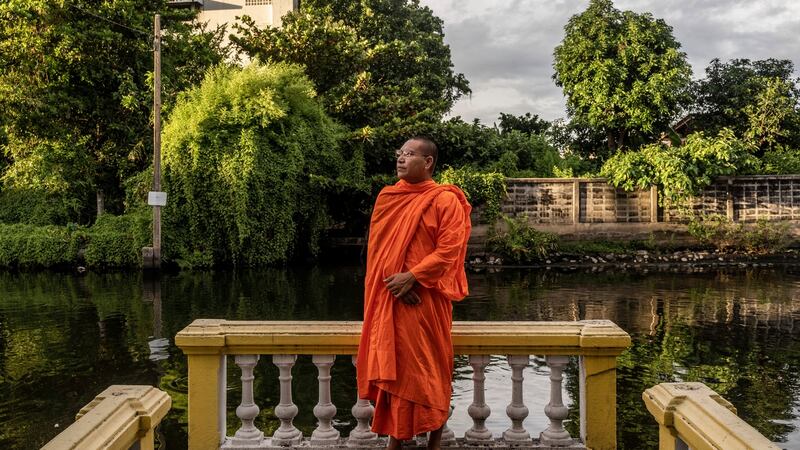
[643, 382, 780, 450]
[176, 319, 630, 356]
[42, 385, 171, 450]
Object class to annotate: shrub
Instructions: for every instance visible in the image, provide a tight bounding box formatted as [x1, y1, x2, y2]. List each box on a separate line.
[438, 166, 506, 222]
[687, 214, 792, 253]
[161, 62, 352, 267]
[487, 215, 558, 263]
[600, 129, 759, 208]
[0, 223, 82, 268]
[84, 210, 151, 269]
[760, 146, 800, 174]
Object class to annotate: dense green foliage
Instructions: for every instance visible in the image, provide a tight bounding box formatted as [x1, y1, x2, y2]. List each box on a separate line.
[161, 62, 353, 267]
[692, 59, 800, 142]
[687, 215, 792, 253]
[231, 0, 469, 173]
[0, 0, 227, 224]
[438, 166, 505, 221]
[487, 215, 558, 264]
[0, 224, 81, 268]
[600, 129, 758, 206]
[0, 210, 149, 269]
[84, 210, 151, 269]
[553, 0, 692, 153]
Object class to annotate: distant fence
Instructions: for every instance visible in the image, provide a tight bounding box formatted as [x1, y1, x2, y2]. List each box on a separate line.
[502, 175, 800, 225]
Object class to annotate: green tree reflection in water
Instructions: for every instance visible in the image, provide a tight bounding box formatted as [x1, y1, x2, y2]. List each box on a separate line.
[1, 267, 799, 449]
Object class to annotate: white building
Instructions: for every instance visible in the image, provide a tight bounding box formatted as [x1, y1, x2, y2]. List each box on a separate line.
[169, 0, 298, 30]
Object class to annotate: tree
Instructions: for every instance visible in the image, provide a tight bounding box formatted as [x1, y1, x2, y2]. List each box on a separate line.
[744, 77, 798, 153]
[0, 0, 227, 224]
[692, 58, 799, 138]
[231, 0, 470, 173]
[497, 112, 550, 136]
[161, 62, 355, 267]
[553, 0, 692, 152]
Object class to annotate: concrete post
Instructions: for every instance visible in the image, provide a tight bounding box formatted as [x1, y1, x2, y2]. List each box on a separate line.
[572, 180, 581, 224]
[580, 356, 618, 450]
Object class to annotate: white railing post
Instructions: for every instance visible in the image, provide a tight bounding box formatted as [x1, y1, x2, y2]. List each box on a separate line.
[540, 355, 573, 446]
[230, 355, 265, 446]
[441, 404, 456, 445]
[503, 355, 531, 442]
[348, 355, 377, 447]
[272, 354, 302, 445]
[465, 355, 492, 442]
[312, 355, 340, 444]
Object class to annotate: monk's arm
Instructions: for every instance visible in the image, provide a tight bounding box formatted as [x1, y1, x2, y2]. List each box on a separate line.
[409, 192, 467, 288]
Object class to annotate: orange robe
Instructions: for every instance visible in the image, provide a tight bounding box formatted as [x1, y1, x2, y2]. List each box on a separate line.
[356, 179, 472, 440]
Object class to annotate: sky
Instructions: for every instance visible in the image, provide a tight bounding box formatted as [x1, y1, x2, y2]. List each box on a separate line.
[419, 0, 800, 126]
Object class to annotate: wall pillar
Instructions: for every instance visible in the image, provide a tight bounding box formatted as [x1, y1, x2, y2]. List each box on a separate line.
[572, 180, 581, 224]
[580, 356, 618, 450]
[187, 352, 226, 450]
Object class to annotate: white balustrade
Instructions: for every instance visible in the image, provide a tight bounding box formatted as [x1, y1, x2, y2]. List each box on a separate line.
[348, 356, 378, 447]
[312, 355, 340, 445]
[217, 353, 587, 449]
[465, 354, 492, 442]
[540, 355, 574, 446]
[503, 354, 531, 442]
[272, 354, 302, 445]
[230, 355, 265, 447]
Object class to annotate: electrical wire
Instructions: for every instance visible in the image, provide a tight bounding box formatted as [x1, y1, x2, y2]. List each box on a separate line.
[66, 2, 153, 39]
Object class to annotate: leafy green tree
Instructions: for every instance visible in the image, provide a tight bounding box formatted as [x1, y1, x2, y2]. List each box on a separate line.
[231, 0, 470, 173]
[161, 62, 355, 267]
[0, 0, 227, 224]
[497, 112, 550, 135]
[744, 77, 798, 154]
[553, 0, 692, 153]
[692, 58, 799, 138]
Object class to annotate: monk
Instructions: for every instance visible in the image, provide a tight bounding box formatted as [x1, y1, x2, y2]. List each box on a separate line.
[356, 136, 472, 450]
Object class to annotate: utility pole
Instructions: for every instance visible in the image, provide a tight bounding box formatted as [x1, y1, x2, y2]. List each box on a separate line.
[144, 14, 165, 269]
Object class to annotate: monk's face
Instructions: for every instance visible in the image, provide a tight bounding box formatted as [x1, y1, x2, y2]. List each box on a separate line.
[396, 139, 434, 183]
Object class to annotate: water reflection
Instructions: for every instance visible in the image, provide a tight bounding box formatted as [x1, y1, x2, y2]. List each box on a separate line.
[0, 267, 799, 449]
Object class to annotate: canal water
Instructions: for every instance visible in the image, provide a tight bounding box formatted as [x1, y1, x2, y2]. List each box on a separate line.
[1, 266, 799, 449]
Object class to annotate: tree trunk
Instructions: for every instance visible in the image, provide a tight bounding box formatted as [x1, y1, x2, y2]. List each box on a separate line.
[96, 190, 105, 218]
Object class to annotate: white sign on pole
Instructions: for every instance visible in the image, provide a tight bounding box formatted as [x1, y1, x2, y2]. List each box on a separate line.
[148, 191, 167, 207]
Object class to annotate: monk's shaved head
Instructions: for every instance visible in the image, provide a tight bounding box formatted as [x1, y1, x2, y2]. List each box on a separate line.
[409, 136, 438, 173]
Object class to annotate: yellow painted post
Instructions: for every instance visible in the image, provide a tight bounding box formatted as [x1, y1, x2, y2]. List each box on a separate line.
[139, 428, 156, 450]
[580, 355, 618, 450]
[658, 425, 678, 450]
[187, 352, 225, 450]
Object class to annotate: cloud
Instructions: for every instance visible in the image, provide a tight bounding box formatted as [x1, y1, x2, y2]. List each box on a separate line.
[422, 0, 800, 125]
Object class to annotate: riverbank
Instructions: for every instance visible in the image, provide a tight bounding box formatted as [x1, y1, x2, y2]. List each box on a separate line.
[469, 248, 800, 272]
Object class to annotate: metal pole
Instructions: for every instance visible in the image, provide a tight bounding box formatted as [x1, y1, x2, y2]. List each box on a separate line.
[153, 14, 162, 269]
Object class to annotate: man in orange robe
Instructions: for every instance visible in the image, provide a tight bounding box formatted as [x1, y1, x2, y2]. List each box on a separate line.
[356, 137, 472, 450]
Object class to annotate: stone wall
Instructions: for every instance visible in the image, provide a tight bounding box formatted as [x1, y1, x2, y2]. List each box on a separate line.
[502, 175, 800, 225]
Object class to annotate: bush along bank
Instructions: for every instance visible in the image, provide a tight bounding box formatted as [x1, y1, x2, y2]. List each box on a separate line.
[474, 214, 800, 270]
[0, 210, 150, 270]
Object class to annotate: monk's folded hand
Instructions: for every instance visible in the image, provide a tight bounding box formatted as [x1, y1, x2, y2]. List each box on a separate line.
[398, 290, 421, 306]
[384, 271, 417, 297]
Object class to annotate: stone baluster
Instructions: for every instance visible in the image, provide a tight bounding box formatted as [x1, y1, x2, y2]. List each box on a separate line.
[272, 354, 302, 445]
[441, 404, 456, 445]
[540, 355, 573, 446]
[230, 355, 265, 447]
[348, 356, 377, 447]
[503, 355, 531, 442]
[312, 355, 340, 445]
[466, 355, 492, 442]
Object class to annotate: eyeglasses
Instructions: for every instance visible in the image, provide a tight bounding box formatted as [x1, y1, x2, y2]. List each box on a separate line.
[395, 149, 429, 159]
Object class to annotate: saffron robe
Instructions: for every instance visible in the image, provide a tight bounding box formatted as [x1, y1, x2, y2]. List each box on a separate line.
[356, 179, 472, 439]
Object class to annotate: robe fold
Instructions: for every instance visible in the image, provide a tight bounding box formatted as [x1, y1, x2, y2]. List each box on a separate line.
[356, 179, 472, 440]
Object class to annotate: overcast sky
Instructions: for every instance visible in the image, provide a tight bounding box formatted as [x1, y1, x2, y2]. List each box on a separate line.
[419, 0, 800, 126]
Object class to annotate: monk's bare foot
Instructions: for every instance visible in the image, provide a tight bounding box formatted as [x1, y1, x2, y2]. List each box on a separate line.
[427, 427, 443, 450]
[387, 436, 402, 450]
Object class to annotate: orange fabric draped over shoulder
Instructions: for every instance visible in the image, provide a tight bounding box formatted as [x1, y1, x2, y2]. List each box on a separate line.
[356, 180, 472, 440]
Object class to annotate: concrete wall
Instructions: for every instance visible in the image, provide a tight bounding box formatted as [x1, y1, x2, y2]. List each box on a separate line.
[469, 175, 800, 243]
[501, 176, 800, 225]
